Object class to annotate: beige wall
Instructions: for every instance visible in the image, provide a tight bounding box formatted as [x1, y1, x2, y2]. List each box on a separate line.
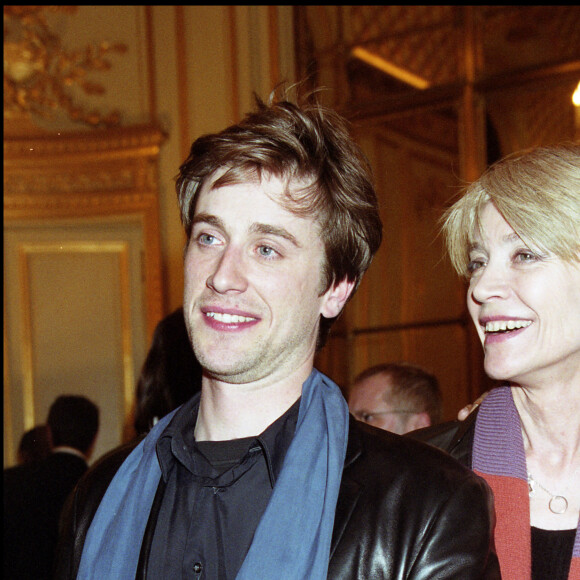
[7, 5, 297, 314]
[4, 6, 296, 466]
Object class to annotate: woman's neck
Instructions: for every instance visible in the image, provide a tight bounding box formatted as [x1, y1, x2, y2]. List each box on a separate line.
[511, 384, 580, 530]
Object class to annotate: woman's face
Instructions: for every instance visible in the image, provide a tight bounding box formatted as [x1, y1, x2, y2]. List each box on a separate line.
[466, 203, 580, 387]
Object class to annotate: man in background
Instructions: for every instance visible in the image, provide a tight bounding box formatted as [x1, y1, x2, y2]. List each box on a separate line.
[348, 362, 442, 434]
[16, 424, 53, 465]
[4, 395, 99, 580]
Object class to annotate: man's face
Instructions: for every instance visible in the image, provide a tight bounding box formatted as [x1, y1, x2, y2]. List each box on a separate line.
[183, 172, 350, 386]
[349, 374, 409, 434]
[348, 373, 430, 435]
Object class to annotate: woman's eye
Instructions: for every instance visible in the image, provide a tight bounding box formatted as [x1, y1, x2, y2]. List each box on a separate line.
[514, 250, 538, 263]
[467, 258, 486, 275]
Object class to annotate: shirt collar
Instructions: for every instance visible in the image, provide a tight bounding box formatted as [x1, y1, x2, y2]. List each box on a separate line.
[156, 393, 300, 487]
[256, 396, 300, 486]
[51, 445, 87, 461]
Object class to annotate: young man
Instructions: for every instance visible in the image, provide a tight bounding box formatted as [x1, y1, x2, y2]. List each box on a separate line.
[56, 94, 499, 578]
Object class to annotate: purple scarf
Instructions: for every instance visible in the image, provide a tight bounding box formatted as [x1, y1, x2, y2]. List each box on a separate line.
[473, 386, 580, 579]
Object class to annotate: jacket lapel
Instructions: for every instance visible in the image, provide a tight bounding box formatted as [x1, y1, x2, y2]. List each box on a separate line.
[330, 416, 364, 558]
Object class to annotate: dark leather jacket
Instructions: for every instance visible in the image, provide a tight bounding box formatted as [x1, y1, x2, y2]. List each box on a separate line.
[56, 415, 499, 579]
[408, 408, 478, 469]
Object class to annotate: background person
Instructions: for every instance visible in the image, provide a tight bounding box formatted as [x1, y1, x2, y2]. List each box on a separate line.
[133, 306, 202, 435]
[348, 362, 442, 434]
[412, 143, 580, 579]
[4, 395, 99, 580]
[56, 90, 499, 579]
[16, 424, 53, 465]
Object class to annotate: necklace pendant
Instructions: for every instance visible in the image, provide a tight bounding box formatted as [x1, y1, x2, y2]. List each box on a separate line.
[548, 495, 568, 515]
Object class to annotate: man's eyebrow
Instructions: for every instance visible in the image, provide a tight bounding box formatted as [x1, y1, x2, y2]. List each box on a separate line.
[191, 213, 223, 229]
[250, 223, 301, 247]
[191, 214, 301, 247]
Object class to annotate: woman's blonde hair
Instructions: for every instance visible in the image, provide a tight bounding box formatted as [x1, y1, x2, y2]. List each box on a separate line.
[443, 143, 580, 277]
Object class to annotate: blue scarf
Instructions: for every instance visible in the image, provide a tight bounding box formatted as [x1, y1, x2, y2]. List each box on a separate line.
[77, 369, 349, 579]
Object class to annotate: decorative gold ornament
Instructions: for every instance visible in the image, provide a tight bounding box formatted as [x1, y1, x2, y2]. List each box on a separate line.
[3, 6, 127, 127]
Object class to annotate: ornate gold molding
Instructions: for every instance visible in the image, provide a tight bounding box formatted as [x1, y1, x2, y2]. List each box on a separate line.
[3, 5, 127, 128]
[4, 124, 164, 197]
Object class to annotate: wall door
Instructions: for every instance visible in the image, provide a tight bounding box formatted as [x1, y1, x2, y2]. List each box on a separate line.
[4, 218, 147, 464]
[4, 125, 165, 466]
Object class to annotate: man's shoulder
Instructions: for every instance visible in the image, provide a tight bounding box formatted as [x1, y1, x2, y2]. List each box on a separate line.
[346, 416, 482, 493]
[341, 417, 495, 553]
[333, 417, 500, 579]
[55, 437, 146, 580]
[44, 450, 87, 474]
[77, 437, 144, 498]
[406, 409, 478, 468]
[3, 462, 36, 493]
[4, 462, 32, 479]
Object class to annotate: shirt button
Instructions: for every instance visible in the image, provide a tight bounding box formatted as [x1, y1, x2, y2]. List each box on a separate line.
[193, 561, 203, 574]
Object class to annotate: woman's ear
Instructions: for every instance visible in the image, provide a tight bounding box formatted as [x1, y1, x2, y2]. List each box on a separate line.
[320, 277, 356, 319]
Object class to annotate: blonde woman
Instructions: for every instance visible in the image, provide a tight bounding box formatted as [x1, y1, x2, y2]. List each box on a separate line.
[413, 144, 580, 579]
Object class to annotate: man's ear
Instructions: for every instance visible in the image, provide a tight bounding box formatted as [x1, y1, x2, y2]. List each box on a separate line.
[321, 277, 356, 319]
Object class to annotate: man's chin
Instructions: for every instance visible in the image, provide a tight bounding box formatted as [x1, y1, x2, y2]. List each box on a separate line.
[199, 358, 259, 385]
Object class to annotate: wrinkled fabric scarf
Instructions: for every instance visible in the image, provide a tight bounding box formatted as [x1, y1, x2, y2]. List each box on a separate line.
[77, 368, 349, 579]
[473, 386, 580, 580]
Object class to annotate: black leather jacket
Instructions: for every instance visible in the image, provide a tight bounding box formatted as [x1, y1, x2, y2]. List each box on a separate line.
[56, 415, 499, 579]
[408, 408, 478, 470]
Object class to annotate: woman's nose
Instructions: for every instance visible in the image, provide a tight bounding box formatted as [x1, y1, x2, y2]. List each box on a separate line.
[469, 262, 510, 304]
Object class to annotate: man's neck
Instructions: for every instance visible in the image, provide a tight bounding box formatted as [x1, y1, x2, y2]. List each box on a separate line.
[194, 368, 311, 442]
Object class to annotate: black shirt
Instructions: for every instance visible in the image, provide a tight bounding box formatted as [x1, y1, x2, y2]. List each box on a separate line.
[147, 394, 300, 579]
[531, 526, 576, 580]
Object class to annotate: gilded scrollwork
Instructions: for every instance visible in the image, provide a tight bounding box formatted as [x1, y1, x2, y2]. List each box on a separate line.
[3, 5, 127, 127]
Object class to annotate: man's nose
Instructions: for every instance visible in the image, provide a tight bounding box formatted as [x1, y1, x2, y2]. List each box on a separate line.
[206, 246, 248, 294]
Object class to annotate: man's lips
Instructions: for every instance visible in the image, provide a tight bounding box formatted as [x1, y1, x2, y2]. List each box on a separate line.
[201, 307, 259, 329]
[205, 311, 257, 323]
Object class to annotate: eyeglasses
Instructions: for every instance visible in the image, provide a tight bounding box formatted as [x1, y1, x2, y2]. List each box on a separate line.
[354, 410, 418, 424]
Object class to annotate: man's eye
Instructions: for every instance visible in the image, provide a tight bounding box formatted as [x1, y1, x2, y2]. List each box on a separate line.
[258, 245, 278, 258]
[198, 233, 216, 246]
[361, 413, 373, 423]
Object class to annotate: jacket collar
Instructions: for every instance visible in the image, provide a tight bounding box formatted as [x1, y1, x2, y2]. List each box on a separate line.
[344, 414, 364, 467]
[330, 415, 364, 557]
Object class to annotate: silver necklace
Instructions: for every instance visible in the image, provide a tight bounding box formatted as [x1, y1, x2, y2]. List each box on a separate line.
[527, 472, 568, 514]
